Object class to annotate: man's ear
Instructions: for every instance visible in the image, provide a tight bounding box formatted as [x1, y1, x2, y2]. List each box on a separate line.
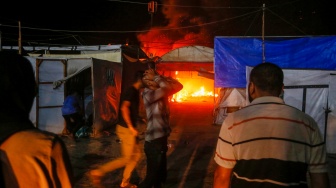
[248, 82, 255, 95]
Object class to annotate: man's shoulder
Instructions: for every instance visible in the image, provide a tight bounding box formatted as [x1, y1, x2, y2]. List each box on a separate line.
[11, 129, 60, 142]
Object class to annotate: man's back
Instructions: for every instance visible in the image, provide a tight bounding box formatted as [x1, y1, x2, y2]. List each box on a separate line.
[215, 96, 328, 187]
[0, 128, 73, 188]
[0, 51, 74, 188]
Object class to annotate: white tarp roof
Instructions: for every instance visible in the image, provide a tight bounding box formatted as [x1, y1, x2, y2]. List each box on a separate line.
[161, 45, 213, 62]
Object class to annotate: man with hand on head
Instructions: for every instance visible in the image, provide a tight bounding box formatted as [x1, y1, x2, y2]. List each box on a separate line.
[213, 62, 330, 188]
[138, 68, 183, 188]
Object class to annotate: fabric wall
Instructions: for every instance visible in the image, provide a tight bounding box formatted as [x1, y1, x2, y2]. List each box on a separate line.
[91, 59, 123, 135]
[27, 57, 67, 133]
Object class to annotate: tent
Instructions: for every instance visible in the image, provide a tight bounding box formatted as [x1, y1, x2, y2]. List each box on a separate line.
[155, 45, 215, 103]
[23, 45, 148, 136]
[157, 45, 214, 72]
[214, 36, 336, 153]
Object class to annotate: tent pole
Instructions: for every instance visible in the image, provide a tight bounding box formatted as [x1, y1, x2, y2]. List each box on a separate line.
[324, 87, 331, 144]
[262, 4, 265, 63]
[18, 21, 22, 55]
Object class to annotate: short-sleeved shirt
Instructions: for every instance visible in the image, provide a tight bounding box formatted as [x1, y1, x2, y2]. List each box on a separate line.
[118, 86, 140, 128]
[214, 96, 328, 187]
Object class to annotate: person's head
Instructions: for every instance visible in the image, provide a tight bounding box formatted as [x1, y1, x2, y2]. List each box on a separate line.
[147, 60, 156, 71]
[142, 73, 159, 90]
[248, 62, 284, 102]
[0, 51, 37, 117]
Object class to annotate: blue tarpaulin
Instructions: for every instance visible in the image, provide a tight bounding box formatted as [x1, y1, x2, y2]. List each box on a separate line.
[214, 36, 336, 88]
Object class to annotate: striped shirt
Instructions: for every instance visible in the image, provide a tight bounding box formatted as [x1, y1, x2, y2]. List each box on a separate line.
[214, 96, 328, 188]
[142, 75, 183, 141]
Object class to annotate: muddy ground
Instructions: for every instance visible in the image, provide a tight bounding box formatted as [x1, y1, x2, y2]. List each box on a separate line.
[61, 101, 336, 188]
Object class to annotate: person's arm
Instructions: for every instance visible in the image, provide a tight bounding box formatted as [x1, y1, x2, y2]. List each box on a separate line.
[309, 172, 330, 188]
[120, 100, 138, 136]
[143, 69, 183, 102]
[213, 165, 233, 188]
[156, 76, 183, 96]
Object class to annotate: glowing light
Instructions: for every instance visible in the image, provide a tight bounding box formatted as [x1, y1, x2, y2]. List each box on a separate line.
[170, 85, 216, 103]
[191, 86, 214, 97]
[163, 71, 217, 103]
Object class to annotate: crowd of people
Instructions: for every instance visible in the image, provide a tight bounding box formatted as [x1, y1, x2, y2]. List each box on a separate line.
[0, 51, 331, 188]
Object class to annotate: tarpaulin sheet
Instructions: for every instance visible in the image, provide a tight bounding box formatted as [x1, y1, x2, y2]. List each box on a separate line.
[214, 36, 336, 88]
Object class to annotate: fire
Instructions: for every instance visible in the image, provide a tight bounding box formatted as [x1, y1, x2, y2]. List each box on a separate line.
[167, 71, 216, 103]
[191, 87, 214, 97]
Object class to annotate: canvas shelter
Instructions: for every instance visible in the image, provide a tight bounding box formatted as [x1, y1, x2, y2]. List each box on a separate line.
[157, 45, 214, 72]
[214, 36, 336, 153]
[18, 45, 149, 136]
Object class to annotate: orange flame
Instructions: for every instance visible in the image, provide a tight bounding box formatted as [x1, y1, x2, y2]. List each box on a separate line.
[167, 71, 216, 103]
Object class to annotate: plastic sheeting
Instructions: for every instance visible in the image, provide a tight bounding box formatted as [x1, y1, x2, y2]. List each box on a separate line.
[214, 36, 336, 88]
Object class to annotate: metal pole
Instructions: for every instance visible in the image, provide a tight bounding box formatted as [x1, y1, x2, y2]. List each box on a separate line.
[18, 21, 22, 55]
[262, 4, 265, 63]
[0, 27, 2, 51]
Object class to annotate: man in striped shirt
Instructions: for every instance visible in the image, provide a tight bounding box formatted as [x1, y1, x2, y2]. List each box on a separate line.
[138, 68, 183, 188]
[213, 62, 330, 188]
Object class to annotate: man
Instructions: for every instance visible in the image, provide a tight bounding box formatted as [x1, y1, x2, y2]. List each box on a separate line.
[89, 71, 145, 188]
[61, 90, 84, 140]
[213, 62, 330, 188]
[138, 68, 183, 188]
[0, 51, 74, 187]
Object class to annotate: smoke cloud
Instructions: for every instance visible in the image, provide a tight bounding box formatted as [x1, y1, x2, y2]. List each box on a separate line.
[137, 0, 231, 57]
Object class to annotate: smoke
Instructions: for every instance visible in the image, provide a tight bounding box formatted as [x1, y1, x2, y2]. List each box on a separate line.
[137, 0, 230, 57]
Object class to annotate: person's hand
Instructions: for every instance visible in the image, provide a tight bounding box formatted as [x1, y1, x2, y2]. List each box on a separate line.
[129, 126, 138, 137]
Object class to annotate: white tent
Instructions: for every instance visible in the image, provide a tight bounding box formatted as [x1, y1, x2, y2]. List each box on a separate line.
[27, 57, 123, 134]
[157, 45, 214, 72]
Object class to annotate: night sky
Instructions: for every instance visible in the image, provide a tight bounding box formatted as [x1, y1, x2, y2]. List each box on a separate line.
[1, 0, 335, 55]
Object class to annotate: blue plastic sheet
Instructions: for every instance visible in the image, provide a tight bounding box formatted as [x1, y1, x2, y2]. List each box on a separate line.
[214, 36, 336, 88]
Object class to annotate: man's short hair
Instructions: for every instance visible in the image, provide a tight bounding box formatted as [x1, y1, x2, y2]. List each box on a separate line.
[0, 51, 37, 115]
[250, 62, 284, 95]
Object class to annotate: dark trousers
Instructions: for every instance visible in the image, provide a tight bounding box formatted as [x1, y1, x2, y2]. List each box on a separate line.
[138, 136, 168, 188]
[62, 113, 83, 138]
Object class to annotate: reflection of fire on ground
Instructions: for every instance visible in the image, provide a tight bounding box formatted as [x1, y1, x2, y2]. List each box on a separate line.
[163, 71, 217, 103]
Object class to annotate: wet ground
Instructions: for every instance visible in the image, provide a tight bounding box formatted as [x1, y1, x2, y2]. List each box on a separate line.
[61, 101, 336, 188]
